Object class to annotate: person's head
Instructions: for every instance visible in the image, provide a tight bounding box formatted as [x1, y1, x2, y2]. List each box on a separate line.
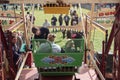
[47, 33, 56, 42]
[12, 35, 17, 44]
[27, 12, 30, 14]
[32, 27, 41, 35]
[45, 19, 48, 22]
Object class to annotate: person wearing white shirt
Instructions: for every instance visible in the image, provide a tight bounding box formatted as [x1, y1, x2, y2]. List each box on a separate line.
[47, 33, 61, 53]
[43, 19, 50, 28]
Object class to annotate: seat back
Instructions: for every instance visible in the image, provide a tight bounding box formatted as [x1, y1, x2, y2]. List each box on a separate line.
[32, 39, 52, 53]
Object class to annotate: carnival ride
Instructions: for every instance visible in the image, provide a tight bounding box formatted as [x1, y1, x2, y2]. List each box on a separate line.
[0, 0, 120, 80]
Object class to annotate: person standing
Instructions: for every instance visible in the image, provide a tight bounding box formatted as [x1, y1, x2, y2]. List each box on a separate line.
[64, 14, 70, 26]
[58, 14, 63, 26]
[61, 29, 66, 39]
[43, 19, 50, 28]
[29, 14, 36, 24]
[3, 4, 8, 11]
[51, 15, 57, 32]
[26, 12, 30, 20]
[51, 15, 57, 26]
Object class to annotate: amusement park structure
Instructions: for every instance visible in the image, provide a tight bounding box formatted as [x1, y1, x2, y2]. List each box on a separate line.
[0, 0, 120, 80]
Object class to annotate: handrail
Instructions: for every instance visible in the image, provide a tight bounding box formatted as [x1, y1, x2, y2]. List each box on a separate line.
[0, 16, 21, 19]
[8, 20, 23, 31]
[86, 15, 107, 34]
[36, 25, 82, 28]
[88, 51, 105, 80]
[35, 25, 83, 31]
[15, 52, 29, 80]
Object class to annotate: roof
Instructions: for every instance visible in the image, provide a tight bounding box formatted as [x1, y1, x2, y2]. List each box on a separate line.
[9, 0, 120, 4]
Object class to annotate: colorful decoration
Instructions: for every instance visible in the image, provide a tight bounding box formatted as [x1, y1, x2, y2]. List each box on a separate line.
[98, 11, 115, 17]
[41, 55, 75, 64]
[0, 13, 15, 26]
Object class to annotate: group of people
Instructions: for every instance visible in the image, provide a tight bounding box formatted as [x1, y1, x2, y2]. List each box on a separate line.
[50, 12, 79, 27]
[32, 27, 62, 53]
[10, 26, 83, 72]
[25, 10, 79, 29]
[42, 10, 79, 28]
[51, 14, 70, 26]
[61, 29, 83, 39]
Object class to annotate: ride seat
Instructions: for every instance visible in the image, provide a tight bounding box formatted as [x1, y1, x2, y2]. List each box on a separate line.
[32, 39, 52, 53]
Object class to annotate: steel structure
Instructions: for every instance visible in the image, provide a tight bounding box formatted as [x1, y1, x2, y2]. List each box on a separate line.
[0, 26, 17, 80]
[0, 25, 4, 80]
[100, 3, 120, 80]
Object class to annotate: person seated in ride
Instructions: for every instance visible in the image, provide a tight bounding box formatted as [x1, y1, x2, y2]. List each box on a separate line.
[32, 26, 50, 39]
[36, 33, 63, 53]
[71, 31, 83, 52]
[11, 35, 23, 72]
[47, 33, 61, 53]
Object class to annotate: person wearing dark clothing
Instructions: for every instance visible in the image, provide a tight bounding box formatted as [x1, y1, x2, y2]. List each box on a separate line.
[76, 4, 79, 9]
[71, 15, 76, 25]
[51, 15, 57, 32]
[61, 29, 66, 39]
[32, 27, 50, 39]
[58, 14, 63, 26]
[40, 27, 50, 39]
[3, 4, 8, 11]
[30, 14, 35, 24]
[75, 14, 79, 25]
[64, 15, 70, 26]
[51, 15, 57, 26]
[66, 30, 71, 39]
[34, 4, 38, 10]
[71, 15, 79, 25]
[12, 43, 20, 65]
[12, 35, 21, 72]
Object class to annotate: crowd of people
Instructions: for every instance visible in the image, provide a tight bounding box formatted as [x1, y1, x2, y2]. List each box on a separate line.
[25, 8, 79, 28]
[32, 27, 62, 53]
[31, 26, 84, 54]
[61, 29, 83, 39]
[50, 10, 79, 27]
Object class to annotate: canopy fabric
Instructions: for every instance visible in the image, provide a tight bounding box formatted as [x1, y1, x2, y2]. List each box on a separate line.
[9, 0, 120, 4]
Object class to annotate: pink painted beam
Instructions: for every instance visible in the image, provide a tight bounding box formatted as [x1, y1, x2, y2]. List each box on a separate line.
[19, 67, 39, 80]
[74, 69, 98, 80]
